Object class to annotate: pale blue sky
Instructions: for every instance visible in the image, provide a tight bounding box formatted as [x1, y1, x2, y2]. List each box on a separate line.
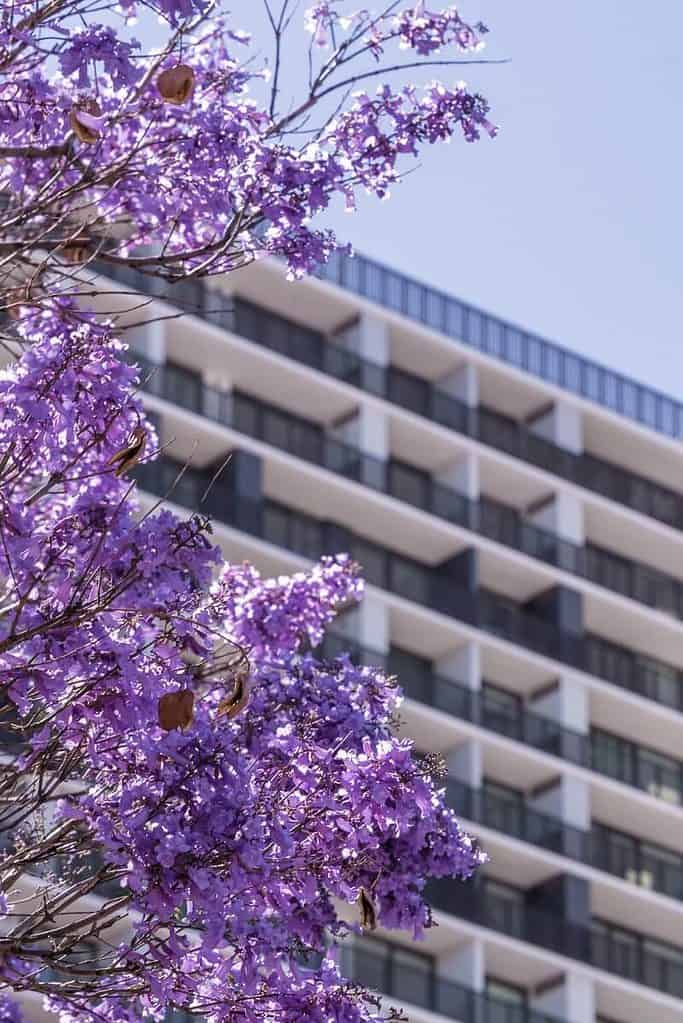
[319, 0, 683, 398]
[144, 2, 683, 396]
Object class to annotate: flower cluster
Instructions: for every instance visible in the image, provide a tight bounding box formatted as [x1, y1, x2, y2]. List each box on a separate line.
[0, 301, 485, 1023]
[395, 4, 489, 56]
[0, 3, 493, 1021]
[0, 1, 495, 280]
[0, 996, 23, 1023]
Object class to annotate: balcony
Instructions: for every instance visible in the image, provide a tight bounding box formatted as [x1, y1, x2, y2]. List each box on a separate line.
[135, 456, 683, 713]
[429, 879, 683, 998]
[132, 353, 683, 623]
[230, 295, 683, 529]
[591, 728, 682, 806]
[100, 261, 683, 530]
[340, 938, 564, 1023]
[323, 634, 683, 842]
[440, 777, 683, 902]
[321, 633, 682, 810]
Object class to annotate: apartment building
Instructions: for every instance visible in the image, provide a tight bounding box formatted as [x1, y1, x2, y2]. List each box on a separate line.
[90, 253, 683, 1023]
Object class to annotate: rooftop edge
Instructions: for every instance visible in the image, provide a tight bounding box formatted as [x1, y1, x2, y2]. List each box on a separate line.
[317, 250, 683, 441]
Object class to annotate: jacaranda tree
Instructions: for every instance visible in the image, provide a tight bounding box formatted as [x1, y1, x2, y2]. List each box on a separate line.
[0, 2, 496, 1020]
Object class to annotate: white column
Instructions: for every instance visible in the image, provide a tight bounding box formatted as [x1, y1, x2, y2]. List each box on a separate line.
[529, 675, 591, 830]
[439, 363, 479, 407]
[333, 406, 388, 462]
[202, 366, 232, 392]
[532, 973, 595, 1023]
[330, 313, 389, 461]
[447, 741, 483, 789]
[438, 938, 484, 991]
[335, 592, 389, 655]
[529, 401, 583, 454]
[145, 319, 166, 363]
[436, 641, 481, 690]
[128, 317, 166, 362]
[435, 450, 480, 500]
[200, 365, 232, 423]
[531, 674, 589, 735]
[527, 491, 584, 545]
[529, 774, 590, 831]
[336, 313, 389, 366]
[434, 363, 479, 504]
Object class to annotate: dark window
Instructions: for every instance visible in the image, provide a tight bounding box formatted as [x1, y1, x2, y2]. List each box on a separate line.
[351, 539, 387, 590]
[387, 367, 430, 416]
[483, 781, 525, 839]
[392, 945, 433, 1009]
[486, 976, 528, 1023]
[591, 729, 635, 785]
[387, 646, 431, 703]
[388, 459, 430, 509]
[482, 684, 522, 739]
[164, 361, 202, 412]
[636, 746, 681, 805]
[389, 554, 431, 606]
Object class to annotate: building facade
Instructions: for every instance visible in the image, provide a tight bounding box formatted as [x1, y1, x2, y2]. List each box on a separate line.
[105, 251, 683, 1023]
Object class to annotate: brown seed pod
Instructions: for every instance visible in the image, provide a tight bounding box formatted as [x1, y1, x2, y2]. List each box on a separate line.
[216, 672, 250, 720]
[70, 99, 103, 144]
[157, 65, 195, 106]
[357, 888, 377, 931]
[107, 426, 147, 477]
[5, 287, 26, 321]
[61, 242, 90, 265]
[158, 689, 195, 731]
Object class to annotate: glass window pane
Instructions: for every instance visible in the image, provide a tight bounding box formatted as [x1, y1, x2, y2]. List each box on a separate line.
[603, 372, 619, 410]
[527, 336, 542, 374]
[425, 288, 444, 329]
[641, 389, 657, 427]
[390, 556, 430, 606]
[486, 979, 526, 1006]
[545, 345, 561, 382]
[467, 309, 484, 348]
[506, 328, 523, 366]
[584, 363, 601, 400]
[389, 461, 430, 509]
[406, 280, 424, 318]
[392, 948, 433, 1010]
[366, 263, 384, 301]
[621, 380, 638, 416]
[445, 298, 465, 338]
[385, 273, 404, 311]
[352, 540, 387, 589]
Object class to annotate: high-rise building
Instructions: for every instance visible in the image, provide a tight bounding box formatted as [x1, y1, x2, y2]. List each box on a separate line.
[101, 254, 683, 1023]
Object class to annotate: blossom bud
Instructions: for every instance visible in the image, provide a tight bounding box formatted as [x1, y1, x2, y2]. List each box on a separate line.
[70, 100, 104, 144]
[157, 65, 195, 106]
[158, 689, 195, 731]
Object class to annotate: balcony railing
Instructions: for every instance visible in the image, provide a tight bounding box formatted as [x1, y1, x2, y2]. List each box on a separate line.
[100, 261, 683, 530]
[132, 353, 683, 623]
[429, 880, 683, 998]
[591, 728, 682, 806]
[591, 822, 683, 901]
[320, 633, 682, 813]
[135, 457, 683, 715]
[231, 295, 683, 529]
[440, 777, 683, 902]
[340, 940, 563, 1023]
[318, 249, 683, 441]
